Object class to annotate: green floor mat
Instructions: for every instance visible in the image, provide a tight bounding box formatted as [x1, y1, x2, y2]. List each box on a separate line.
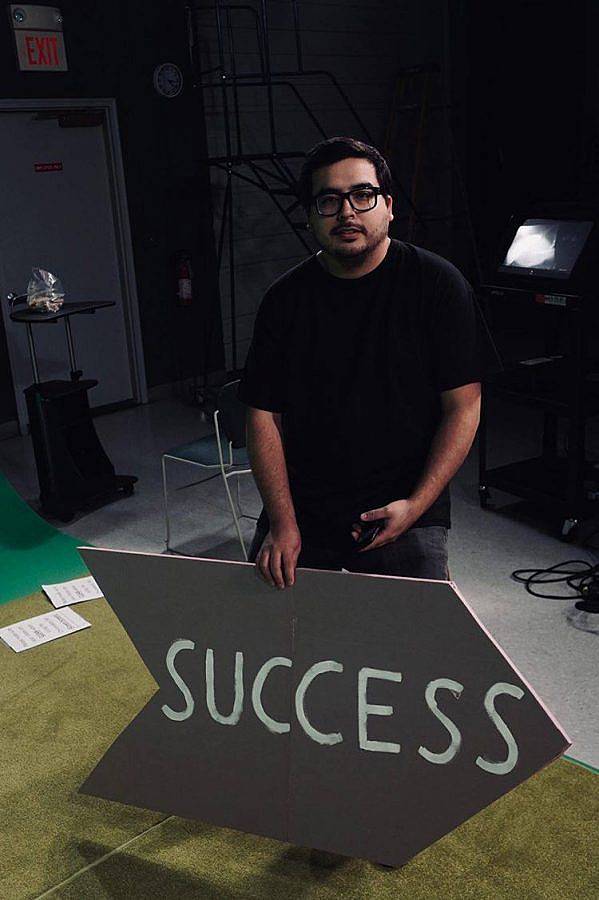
[0, 472, 88, 605]
[0, 592, 597, 899]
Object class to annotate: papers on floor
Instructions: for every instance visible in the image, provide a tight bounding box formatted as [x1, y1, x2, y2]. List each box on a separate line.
[42, 575, 103, 608]
[0, 607, 91, 653]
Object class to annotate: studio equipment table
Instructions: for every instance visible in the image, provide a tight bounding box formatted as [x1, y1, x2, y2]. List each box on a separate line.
[9, 299, 137, 521]
[478, 203, 599, 541]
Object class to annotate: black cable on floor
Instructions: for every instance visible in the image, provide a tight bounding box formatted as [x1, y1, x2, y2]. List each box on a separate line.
[511, 559, 599, 612]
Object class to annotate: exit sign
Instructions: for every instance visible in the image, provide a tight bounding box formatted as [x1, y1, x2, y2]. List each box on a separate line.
[34, 162, 63, 173]
[10, 5, 68, 72]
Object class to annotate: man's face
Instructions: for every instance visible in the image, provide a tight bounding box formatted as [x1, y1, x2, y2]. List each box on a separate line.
[307, 157, 393, 261]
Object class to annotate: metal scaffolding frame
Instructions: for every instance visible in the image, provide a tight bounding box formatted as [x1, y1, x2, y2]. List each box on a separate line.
[187, 0, 424, 386]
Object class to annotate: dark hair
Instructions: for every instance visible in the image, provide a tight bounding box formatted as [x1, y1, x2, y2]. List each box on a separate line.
[296, 136, 393, 211]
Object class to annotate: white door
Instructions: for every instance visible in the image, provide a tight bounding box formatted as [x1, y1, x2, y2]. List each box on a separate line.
[0, 109, 139, 431]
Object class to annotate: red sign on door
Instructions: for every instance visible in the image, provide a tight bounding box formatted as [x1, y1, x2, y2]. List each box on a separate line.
[34, 162, 63, 173]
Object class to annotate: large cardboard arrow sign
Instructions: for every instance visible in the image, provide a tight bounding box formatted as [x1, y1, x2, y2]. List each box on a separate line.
[79, 548, 570, 867]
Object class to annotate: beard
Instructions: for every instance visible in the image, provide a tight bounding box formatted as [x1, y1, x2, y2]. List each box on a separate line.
[316, 220, 389, 268]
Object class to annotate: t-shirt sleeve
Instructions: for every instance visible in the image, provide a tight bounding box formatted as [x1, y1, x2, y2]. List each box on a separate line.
[425, 257, 485, 392]
[237, 287, 287, 412]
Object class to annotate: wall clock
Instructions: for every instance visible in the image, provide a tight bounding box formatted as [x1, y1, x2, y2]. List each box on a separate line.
[153, 63, 183, 98]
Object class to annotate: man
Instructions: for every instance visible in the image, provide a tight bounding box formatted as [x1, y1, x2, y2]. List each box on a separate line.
[238, 136, 482, 589]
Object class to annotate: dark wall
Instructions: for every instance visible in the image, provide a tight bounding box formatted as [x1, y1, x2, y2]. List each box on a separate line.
[0, 0, 224, 417]
[454, 0, 588, 278]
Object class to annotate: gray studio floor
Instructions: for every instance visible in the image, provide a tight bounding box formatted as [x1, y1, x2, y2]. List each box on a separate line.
[1, 394, 598, 769]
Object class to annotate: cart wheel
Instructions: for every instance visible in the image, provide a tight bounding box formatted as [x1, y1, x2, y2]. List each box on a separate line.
[479, 485, 491, 509]
[560, 517, 579, 541]
[116, 475, 136, 497]
[49, 504, 74, 523]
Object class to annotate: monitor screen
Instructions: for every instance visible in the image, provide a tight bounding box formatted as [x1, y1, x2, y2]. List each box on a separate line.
[498, 219, 593, 280]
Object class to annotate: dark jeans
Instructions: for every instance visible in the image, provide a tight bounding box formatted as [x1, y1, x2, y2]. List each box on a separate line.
[248, 514, 450, 581]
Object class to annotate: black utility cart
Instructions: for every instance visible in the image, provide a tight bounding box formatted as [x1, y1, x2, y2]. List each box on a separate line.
[478, 203, 599, 542]
[9, 298, 137, 521]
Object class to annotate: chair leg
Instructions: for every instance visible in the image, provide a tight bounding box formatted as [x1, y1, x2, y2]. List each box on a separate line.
[235, 476, 242, 517]
[214, 410, 248, 560]
[223, 473, 248, 561]
[161, 456, 171, 551]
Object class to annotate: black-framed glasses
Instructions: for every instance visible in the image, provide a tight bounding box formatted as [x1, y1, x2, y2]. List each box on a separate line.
[312, 187, 383, 217]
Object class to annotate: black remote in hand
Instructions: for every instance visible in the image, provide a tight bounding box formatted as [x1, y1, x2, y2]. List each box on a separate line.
[354, 519, 384, 548]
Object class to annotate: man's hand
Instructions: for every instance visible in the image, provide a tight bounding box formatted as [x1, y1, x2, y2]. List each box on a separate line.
[255, 522, 302, 588]
[351, 499, 420, 552]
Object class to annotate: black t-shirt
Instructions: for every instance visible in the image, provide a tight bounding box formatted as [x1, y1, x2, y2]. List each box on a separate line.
[238, 239, 484, 551]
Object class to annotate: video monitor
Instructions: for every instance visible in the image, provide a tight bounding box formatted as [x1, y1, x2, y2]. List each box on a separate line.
[498, 219, 593, 280]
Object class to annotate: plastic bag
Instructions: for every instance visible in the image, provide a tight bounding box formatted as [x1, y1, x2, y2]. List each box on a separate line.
[27, 268, 65, 313]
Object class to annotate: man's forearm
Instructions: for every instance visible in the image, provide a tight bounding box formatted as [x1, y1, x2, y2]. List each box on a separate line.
[408, 405, 480, 518]
[246, 411, 297, 528]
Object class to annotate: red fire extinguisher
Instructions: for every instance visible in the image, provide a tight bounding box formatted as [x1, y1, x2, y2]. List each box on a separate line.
[176, 253, 193, 307]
